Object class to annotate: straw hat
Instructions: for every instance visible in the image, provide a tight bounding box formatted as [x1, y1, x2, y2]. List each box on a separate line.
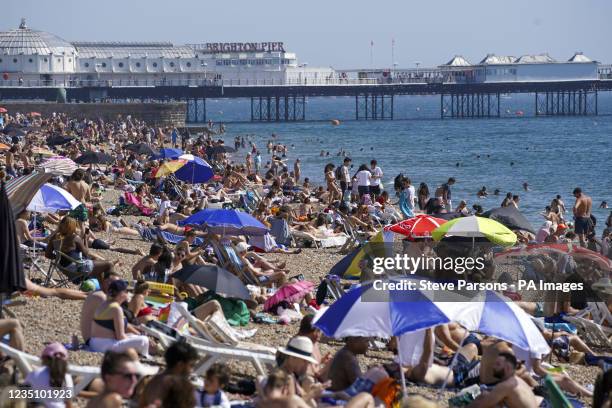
[278, 336, 318, 364]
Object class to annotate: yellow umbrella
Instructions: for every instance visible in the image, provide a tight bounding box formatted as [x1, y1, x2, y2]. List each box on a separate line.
[431, 215, 517, 247]
[155, 159, 187, 178]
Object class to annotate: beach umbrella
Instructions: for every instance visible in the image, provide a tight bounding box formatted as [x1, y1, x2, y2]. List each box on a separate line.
[125, 142, 159, 156]
[156, 154, 213, 184]
[482, 206, 535, 234]
[40, 156, 79, 176]
[0, 107, 7, 113]
[7, 129, 26, 138]
[0, 143, 9, 151]
[328, 230, 394, 279]
[385, 214, 447, 240]
[207, 145, 236, 155]
[152, 148, 183, 160]
[264, 281, 315, 312]
[0, 182, 26, 299]
[5, 172, 53, 217]
[29, 112, 41, 117]
[46, 135, 74, 146]
[172, 264, 250, 300]
[74, 151, 114, 165]
[432, 215, 517, 247]
[179, 208, 269, 236]
[27, 183, 80, 213]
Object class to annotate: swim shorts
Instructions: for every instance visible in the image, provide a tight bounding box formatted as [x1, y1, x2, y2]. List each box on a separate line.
[452, 353, 481, 388]
[574, 216, 592, 234]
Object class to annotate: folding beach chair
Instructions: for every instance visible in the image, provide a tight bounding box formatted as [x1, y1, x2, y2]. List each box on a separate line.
[44, 249, 90, 287]
[176, 305, 275, 354]
[20, 243, 48, 281]
[0, 342, 100, 394]
[155, 228, 204, 247]
[222, 244, 260, 286]
[563, 315, 611, 348]
[142, 320, 276, 376]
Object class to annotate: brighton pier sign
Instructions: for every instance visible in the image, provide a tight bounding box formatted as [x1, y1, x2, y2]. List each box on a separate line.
[198, 42, 286, 53]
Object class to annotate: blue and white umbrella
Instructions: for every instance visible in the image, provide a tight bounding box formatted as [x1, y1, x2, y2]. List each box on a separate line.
[179, 208, 269, 236]
[173, 154, 214, 184]
[314, 277, 460, 339]
[152, 148, 183, 160]
[27, 183, 80, 213]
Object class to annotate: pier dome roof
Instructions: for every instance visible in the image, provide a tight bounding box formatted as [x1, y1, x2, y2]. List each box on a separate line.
[442, 55, 472, 66]
[568, 52, 592, 62]
[479, 54, 516, 65]
[0, 18, 76, 56]
[515, 53, 556, 64]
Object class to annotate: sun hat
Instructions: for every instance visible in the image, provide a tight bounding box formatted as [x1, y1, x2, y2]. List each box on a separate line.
[278, 336, 318, 364]
[42, 342, 68, 360]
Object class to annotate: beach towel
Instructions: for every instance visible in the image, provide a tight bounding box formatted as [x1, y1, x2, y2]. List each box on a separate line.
[197, 292, 250, 327]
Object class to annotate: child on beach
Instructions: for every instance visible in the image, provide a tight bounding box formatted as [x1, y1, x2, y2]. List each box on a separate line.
[199, 364, 231, 407]
[24, 343, 73, 408]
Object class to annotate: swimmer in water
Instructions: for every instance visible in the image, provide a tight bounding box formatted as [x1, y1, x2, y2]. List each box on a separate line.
[320, 150, 325, 156]
[510, 162, 514, 166]
[523, 182, 529, 191]
[456, 162, 460, 167]
[494, 189, 500, 196]
[600, 201, 608, 209]
[477, 186, 488, 198]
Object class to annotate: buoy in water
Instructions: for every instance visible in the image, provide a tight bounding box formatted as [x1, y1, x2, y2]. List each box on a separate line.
[331, 119, 341, 126]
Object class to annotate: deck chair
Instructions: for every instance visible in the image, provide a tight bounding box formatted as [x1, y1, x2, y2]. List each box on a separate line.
[20, 244, 48, 281]
[563, 315, 611, 348]
[586, 302, 612, 331]
[222, 244, 260, 286]
[543, 374, 573, 408]
[44, 249, 90, 288]
[0, 342, 100, 394]
[124, 191, 154, 216]
[176, 305, 275, 353]
[155, 228, 204, 246]
[142, 322, 275, 376]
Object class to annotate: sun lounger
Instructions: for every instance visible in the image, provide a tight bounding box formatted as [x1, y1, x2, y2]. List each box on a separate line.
[0, 342, 99, 394]
[562, 315, 611, 348]
[176, 305, 276, 354]
[155, 228, 204, 246]
[142, 321, 276, 376]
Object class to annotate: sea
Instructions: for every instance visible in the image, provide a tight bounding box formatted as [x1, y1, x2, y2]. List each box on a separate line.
[191, 93, 612, 232]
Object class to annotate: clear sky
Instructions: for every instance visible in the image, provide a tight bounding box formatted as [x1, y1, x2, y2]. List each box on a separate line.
[2, 0, 610, 69]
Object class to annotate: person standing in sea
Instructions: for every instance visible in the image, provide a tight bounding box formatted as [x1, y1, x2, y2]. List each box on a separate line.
[399, 177, 416, 219]
[436, 177, 455, 212]
[369, 159, 383, 200]
[572, 187, 593, 247]
[294, 158, 301, 182]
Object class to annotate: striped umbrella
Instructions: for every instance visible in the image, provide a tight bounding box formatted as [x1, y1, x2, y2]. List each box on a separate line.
[40, 156, 78, 176]
[0, 181, 26, 299]
[31, 147, 55, 157]
[432, 215, 517, 247]
[5, 172, 53, 217]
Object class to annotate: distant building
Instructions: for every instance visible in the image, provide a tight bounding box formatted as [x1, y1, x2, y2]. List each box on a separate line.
[0, 19, 333, 86]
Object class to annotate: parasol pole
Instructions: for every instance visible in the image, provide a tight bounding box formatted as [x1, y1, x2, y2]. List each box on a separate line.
[396, 335, 408, 398]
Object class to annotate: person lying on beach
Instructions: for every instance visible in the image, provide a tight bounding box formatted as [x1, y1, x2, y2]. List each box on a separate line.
[234, 242, 287, 286]
[466, 352, 538, 408]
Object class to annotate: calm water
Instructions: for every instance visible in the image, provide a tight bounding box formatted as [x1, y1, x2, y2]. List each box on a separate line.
[194, 94, 612, 232]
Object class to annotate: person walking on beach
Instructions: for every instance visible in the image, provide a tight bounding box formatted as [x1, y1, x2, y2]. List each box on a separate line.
[339, 157, 351, 198]
[294, 158, 301, 182]
[369, 159, 383, 199]
[436, 177, 455, 211]
[573, 187, 593, 247]
[254, 150, 262, 175]
[354, 164, 371, 199]
[417, 182, 430, 210]
[324, 164, 340, 205]
[399, 177, 415, 219]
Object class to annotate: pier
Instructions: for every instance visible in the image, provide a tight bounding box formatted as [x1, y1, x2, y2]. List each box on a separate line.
[1, 73, 611, 123]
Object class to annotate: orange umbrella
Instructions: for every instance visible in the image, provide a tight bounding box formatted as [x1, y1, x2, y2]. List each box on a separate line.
[0, 143, 10, 151]
[29, 112, 41, 117]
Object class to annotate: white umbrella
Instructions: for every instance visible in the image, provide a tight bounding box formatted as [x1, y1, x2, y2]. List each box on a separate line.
[40, 156, 78, 176]
[27, 183, 80, 213]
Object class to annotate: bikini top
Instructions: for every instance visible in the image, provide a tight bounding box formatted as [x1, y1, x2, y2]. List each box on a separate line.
[93, 302, 127, 333]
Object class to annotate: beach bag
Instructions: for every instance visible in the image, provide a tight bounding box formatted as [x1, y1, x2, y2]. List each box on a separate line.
[371, 377, 402, 408]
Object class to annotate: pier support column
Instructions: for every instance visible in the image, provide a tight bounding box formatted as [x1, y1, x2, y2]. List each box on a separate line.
[251, 95, 305, 122]
[441, 93, 499, 119]
[535, 89, 597, 116]
[355, 94, 393, 120]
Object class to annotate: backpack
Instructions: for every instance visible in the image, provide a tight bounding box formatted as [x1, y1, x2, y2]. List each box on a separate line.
[335, 165, 343, 181]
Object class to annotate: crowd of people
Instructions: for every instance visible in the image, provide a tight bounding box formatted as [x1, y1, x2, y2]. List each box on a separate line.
[0, 110, 610, 408]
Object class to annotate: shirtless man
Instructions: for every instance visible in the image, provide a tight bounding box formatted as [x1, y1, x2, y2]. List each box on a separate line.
[467, 352, 538, 408]
[65, 169, 91, 204]
[572, 187, 593, 247]
[15, 210, 46, 248]
[131, 243, 163, 280]
[404, 328, 480, 389]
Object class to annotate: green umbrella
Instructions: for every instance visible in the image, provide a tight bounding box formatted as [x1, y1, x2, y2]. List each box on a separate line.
[432, 215, 517, 247]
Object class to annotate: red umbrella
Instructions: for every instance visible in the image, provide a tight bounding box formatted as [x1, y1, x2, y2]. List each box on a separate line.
[29, 112, 41, 117]
[264, 280, 315, 312]
[0, 107, 7, 113]
[384, 214, 447, 240]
